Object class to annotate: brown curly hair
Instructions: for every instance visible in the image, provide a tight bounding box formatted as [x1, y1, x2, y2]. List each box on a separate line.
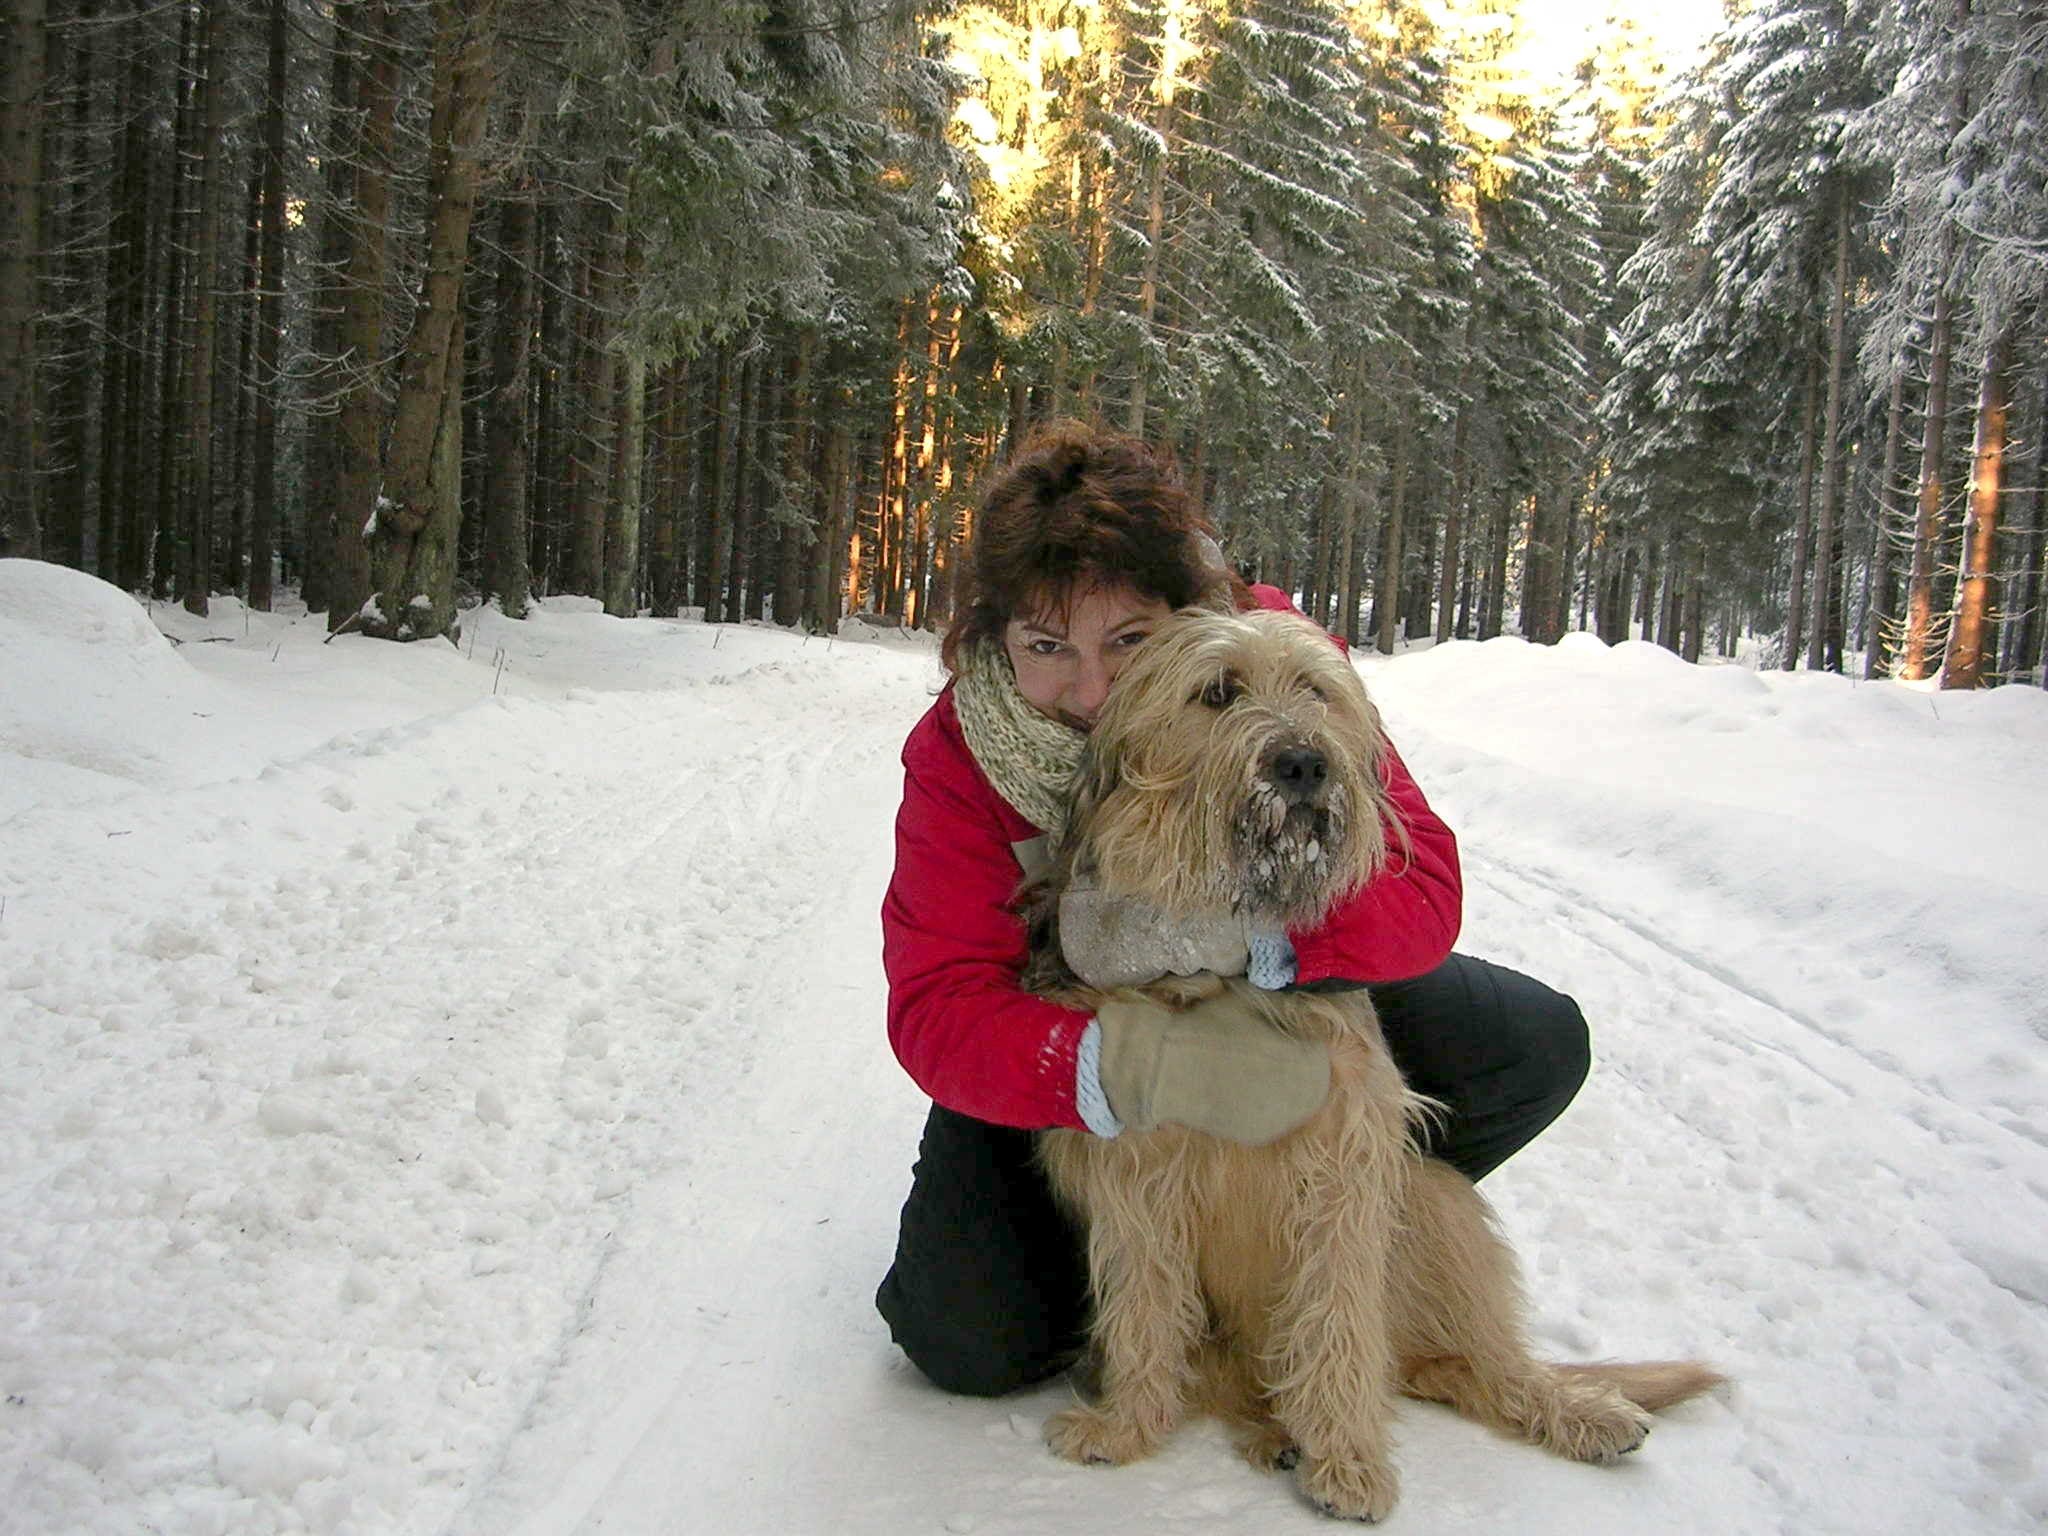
[941, 420, 1246, 674]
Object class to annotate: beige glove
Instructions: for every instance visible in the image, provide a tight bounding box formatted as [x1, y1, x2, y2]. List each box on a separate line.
[1059, 885, 1250, 988]
[1095, 992, 1330, 1145]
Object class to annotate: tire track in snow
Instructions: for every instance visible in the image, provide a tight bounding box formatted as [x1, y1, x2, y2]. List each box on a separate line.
[442, 674, 927, 1536]
[1454, 850, 2048, 1532]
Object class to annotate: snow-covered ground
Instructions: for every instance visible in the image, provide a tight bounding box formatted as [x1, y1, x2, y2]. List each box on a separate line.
[2, 555, 2044, 1536]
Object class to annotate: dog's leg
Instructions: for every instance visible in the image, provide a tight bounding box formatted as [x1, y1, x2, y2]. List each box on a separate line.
[1044, 1149, 1206, 1468]
[1391, 1159, 1653, 1463]
[1264, 1062, 1413, 1523]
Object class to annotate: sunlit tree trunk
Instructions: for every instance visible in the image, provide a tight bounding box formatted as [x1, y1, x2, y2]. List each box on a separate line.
[1941, 332, 2012, 689]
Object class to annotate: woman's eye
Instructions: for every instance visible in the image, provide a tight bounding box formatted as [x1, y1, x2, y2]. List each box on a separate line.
[1115, 630, 1151, 648]
[1026, 639, 1065, 657]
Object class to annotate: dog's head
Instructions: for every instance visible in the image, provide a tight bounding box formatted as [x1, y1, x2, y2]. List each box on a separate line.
[1058, 607, 1397, 927]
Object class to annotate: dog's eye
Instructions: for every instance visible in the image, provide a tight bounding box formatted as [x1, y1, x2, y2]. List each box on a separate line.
[1198, 673, 1242, 709]
[1302, 678, 1329, 702]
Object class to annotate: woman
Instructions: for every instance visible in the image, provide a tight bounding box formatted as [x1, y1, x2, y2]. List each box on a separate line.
[875, 421, 1588, 1397]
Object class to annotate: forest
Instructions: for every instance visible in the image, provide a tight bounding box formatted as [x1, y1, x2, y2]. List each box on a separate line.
[0, 0, 2042, 687]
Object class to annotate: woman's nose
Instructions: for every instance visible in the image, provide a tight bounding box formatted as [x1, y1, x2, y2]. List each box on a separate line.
[1072, 652, 1116, 716]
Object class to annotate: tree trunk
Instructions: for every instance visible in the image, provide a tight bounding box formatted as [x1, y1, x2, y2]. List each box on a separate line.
[881, 300, 914, 617]
[1375, 408, 1411, 656]
[301, 1, 357, 613]
[698, 343, 737, 618]
[1478, 490, 1509, 641]
[1940, 332, 2012, 689]
[327, 0, 394, 632]
[647, 360, 687, 617]
[775, 331, 817, 627]
[0, 0, 46, 558]
[483, 186, 535, 617]
[1865, 369, 1907, 678]
[808, 407, 850, 634]
[43, 0, 95, 570]
[1782, 342, 1821, 669]
[724, 345, 761, 623]
[1434, 408, 1469, 644]
[603, 228, 645, 619]
[532, 200, 568, 594]
[226, 169, 261, 594]
[1809, 183, 1853, 671]
[176, 0, 229, 615]
[1336, 380, 1368, 647]
[1902, 253, 1961, 676]
[246, 0, 288, 609]
[100, 23, 150, 585]
[1998, 362, 2044, 684]
[567, 196, 621, 598]
[360, 0, 498, 641]
[606, 346, 646, 619]
[1126, 91, 1172, 436]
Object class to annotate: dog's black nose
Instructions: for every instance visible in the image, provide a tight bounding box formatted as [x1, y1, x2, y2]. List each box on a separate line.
[1269, 747, 1328, 803]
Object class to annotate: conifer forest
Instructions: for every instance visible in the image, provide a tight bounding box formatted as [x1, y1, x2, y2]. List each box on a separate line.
[0, 0, 2042, 686]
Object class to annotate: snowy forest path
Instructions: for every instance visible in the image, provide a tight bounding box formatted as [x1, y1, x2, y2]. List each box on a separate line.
[435, 655, 2048, 1536]
[8, 617, 2045, 1536]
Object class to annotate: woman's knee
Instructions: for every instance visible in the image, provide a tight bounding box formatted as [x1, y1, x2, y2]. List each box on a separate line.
[876, 1268, 1076, 1396]
[1532, 986, 1591, 1112]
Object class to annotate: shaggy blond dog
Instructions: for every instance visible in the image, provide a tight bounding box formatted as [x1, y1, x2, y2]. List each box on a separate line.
[1025, 608, 1719, 1522]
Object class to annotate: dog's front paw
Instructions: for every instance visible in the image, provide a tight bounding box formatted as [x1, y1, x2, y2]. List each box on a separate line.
[1300, 1450, 1400, 1523]
[1541, 1390, 1653, 1464]
[1044, 1402, 1165, 1467]
[1233, 1418, 1301, 1473]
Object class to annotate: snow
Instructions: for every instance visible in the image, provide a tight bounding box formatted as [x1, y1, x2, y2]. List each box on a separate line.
[2, 556, 2045, 1536]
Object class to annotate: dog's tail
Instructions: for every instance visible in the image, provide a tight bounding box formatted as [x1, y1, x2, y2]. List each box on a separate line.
[1553, 1359, 1726, 1412]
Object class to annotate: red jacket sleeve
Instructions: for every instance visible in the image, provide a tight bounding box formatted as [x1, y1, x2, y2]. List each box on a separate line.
[881, 693, 1095, 1130]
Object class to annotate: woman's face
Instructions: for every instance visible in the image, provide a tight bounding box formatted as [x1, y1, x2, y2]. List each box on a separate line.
[1004, 583, 1174, 731]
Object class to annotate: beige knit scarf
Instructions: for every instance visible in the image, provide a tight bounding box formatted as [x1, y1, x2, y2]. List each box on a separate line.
[952, 639, 1086, 836]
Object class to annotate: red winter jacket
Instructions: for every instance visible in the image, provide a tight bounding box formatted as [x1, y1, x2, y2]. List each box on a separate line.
[881, 588, 1462, 1130]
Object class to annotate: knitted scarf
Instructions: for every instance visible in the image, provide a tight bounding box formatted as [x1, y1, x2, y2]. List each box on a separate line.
[951, 638, 1086, 837]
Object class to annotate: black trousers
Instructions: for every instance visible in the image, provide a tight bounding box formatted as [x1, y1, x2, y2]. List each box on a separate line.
[873, 953, 1590, 1398]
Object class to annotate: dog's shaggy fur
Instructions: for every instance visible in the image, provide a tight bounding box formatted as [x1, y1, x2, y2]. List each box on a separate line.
[1025, 608, 1720, 1522]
